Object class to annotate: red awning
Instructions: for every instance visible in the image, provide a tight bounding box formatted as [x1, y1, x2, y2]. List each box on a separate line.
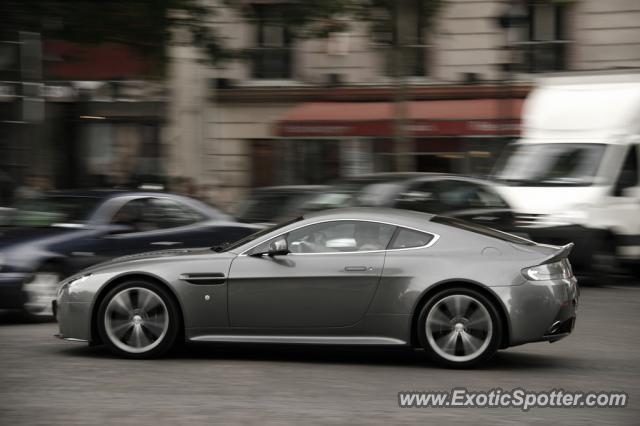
[276, 99, 524, 138]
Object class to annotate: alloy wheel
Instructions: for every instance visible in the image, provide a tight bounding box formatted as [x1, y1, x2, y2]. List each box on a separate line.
[425, 294, 493, 363]
[104, 287, 170, 354]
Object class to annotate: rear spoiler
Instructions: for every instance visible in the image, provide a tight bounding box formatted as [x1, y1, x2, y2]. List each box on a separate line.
[541, 243, 574, 264]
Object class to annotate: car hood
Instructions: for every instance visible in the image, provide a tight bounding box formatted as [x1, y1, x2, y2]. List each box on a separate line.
[494, 185, 609, 214]
[83, 247, 217, 273]
[0, 226, 78, 249]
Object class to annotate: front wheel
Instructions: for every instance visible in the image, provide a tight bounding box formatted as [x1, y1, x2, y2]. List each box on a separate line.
[97, 281, 180, 358]
[417, 287, 502, 368]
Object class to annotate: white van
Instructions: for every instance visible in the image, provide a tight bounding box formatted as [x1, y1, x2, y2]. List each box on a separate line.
[493, 72, 640, 278]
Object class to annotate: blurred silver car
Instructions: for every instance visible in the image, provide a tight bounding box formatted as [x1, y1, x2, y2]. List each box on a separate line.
[55, 208, 578, 368]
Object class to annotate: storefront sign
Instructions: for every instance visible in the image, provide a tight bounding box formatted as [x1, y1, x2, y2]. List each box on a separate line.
[277, 119, 520, 138]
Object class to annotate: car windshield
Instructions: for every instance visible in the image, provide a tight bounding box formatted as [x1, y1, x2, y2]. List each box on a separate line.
[0, 196, 101, 227]
[303, 181, 403, 211]
[236, 191, 316, 223]
[494, 143, 606, 186]
[217, 216, 304, 253]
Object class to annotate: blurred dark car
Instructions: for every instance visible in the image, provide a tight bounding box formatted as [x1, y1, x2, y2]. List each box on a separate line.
[302, 173, 518, 232]
[235, 185, 328, 225]
[0, 190, 261, 320]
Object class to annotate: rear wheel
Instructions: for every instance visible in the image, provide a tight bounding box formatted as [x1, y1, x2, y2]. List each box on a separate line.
[97, 281, 179, 358]
[417, 287, 502, 368]
[21, 265, 61, 321]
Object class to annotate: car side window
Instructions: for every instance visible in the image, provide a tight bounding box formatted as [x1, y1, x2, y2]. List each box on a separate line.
[438, 181, 508, 210]
[110, 197, 205, 233]
[110, 198, 148, 233]
[249, 221, 396, 254]
[394, 182, 444, 214]
[389, 228, 434, 250]
[287, 221, 396, 253]
[144, 198, 206, 229]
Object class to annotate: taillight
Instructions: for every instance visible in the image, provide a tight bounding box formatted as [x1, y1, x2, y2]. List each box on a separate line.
[522, 258, 573, 281]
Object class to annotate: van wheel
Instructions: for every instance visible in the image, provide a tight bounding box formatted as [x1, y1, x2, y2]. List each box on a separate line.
[589, 236, 620, 284]
[417, 287, 502, 368]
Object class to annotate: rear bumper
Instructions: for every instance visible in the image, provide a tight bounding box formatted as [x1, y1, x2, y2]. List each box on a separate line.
[0, 273, 29, 309]
[493, 276, 578, 347]
[543, 316, 576, 343]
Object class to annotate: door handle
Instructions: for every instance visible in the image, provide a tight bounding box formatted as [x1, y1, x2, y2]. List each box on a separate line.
[151, 241, 182, 246]
[344, 266, 368, 272]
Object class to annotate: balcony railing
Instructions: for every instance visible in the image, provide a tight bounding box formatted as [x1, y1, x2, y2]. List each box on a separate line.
[511, 40, 571, 73]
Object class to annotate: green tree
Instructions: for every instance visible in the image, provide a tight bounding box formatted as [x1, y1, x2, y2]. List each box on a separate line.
[1, 0, 445, 74]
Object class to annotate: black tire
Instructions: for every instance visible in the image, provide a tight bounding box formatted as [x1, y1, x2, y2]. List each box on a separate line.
[97, 280, 180, 359]
[587, 235, 621, 285]
[417, 287, 502, 368]
[21, 263, 62, 322]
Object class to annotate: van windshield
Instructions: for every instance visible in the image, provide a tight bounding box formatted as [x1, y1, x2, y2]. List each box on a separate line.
[494, 143, 606, 186]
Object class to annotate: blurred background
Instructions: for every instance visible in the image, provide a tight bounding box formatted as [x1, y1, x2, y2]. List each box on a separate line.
[0, 0, 637, 210]
[0, 0, 639, 287]
[1, 3, 640, 425]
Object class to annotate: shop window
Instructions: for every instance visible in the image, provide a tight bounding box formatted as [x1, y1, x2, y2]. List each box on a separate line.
[79, 122, 162, 188]
[276, 140, 341, 185]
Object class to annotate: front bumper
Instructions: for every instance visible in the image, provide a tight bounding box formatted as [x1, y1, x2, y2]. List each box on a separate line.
[0, 273, 29, 309]
[55, 300, 92, 341]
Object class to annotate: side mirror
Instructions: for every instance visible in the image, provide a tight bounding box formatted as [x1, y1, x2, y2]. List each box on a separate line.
[268, 238, 289, 256]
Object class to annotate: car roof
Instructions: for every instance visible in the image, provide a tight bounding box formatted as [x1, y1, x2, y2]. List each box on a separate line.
[251, 185, 328, 193]
[302, 207, 435, 225]
[44, 189, 179, 199]
[336, 172, 494, 185]
[338, 172, 426, 182]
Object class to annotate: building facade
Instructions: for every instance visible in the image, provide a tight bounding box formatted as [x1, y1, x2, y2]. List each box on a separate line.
[0, 32, 167, 202]
[166, 0, 640, 211]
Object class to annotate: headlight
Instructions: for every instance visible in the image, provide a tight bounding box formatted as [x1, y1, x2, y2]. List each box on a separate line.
[522, 259, 573, 281]
[57, 273, 92, 298]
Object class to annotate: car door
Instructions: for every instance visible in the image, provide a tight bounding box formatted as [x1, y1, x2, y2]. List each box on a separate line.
[600, 144, 640, 259]
[227, 220, 395, 328]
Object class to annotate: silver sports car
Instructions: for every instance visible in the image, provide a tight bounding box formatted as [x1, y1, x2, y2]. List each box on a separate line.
[55, 208, 578, 368]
